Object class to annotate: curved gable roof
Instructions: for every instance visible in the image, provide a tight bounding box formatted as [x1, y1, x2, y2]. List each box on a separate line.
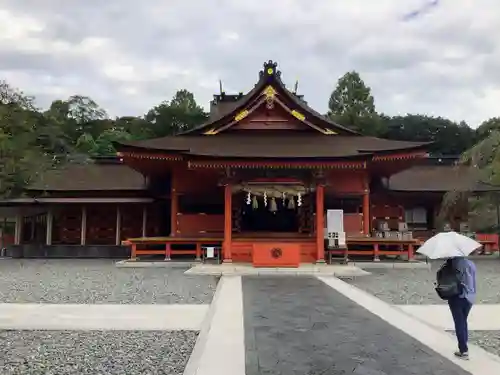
[116, 135, 429, 159]
[27, 162, 146, 191]
[180, 60, 358, 136]
[388, 165, 500, 192]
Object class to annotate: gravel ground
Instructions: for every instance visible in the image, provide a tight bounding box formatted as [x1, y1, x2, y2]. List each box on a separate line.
[0, 259, 217, 304]
[0, 330, 196, 375]
[344, 259, 500, 305]
[446, 330, 500, 358]
[469, 331, 500, 357]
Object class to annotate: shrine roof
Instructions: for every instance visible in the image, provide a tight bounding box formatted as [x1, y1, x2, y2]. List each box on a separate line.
[27, 160, 146, 191]
[388, 165, 500, 192]
[115, 60, 431, 158]
[181, 60, 358, 136]
[116, 135, 429, 159]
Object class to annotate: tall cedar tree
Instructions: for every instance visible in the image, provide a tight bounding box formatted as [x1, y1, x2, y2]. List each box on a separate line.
[327, 71, 382, 135]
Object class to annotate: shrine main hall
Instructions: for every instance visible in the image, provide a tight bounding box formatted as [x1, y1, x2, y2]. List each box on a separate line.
[3, 60, 492, 265]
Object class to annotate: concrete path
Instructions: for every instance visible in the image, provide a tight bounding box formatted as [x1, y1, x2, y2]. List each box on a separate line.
[0, 303, 208, 330]
[320, 277, 500, 375]
[242, 276, 474, 375]
[183, 276, 245, 375]
[398, 304, 500, 331]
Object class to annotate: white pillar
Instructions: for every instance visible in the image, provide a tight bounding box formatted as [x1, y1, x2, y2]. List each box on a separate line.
[46, 209, 53, 245]
[142, 205, 147, 238]
[80, 206, 87, 245]
[115, 205, 121, 245]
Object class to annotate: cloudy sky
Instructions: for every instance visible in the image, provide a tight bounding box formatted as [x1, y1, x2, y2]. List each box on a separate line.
[0, 0, 499, 127]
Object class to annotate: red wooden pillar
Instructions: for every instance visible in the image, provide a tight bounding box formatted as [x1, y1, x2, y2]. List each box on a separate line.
[170, 171, 178, 236]
[362, 192, 370, 236]
[165, 243, 172, 261]
[407, 243, 414, 261]
[223, 183, 232, 263]
[373, 243, 380, 262]
[128, 242, 136, 260]
[316, 184, 325, 263]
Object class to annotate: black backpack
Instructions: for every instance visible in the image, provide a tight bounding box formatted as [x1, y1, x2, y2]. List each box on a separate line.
[435, 261, 462, 300]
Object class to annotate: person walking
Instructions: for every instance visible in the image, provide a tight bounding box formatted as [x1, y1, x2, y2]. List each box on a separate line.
[445, 257, 477, 359]
[417, 231, 480, 359]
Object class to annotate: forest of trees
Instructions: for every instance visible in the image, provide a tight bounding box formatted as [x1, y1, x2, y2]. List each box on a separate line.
[1, 72, 499, 204]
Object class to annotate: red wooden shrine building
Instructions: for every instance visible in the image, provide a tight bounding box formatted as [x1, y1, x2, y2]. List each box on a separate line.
[3, 61, 497, 263]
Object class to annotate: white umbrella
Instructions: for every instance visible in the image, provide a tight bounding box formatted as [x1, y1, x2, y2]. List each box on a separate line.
[417, 231, 482, 259]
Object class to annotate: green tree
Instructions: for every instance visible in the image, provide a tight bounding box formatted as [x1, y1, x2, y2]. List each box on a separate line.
[45, 95, 109, 145]
[76, 128, 134, 157]
[475, 117, 500, 142]
[0, 81, 73, 197]
[439, 129, 500, 231]
[114, 116, 152, 140]
[146, 89, 208, 136]
[381, 115, 476, 155]
[327, 71, 382, 135]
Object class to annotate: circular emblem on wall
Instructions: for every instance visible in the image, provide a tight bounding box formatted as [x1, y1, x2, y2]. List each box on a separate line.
[267, 67, 274, 75]
[270, 247, 282, 259]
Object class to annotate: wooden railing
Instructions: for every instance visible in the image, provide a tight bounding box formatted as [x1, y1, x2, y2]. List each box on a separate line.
[177, 214, 224, 235]
[475, 233, 499, 254]
[123, 236, 223, 261]
[327, 237, 419, 262]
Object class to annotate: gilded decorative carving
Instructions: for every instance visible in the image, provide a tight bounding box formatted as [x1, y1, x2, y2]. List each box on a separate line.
[234, 110, 249, 122]
[291, 110, 305, 121]
[204, 128, 218, 135]
[322, 128, 337, 135]
[263, 85, 276, 109]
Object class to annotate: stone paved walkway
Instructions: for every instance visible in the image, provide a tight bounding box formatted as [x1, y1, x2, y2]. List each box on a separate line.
[242, 276, 472, 375]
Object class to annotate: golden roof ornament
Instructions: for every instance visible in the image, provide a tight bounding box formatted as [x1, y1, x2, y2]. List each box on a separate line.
[260, 60, 281, 80]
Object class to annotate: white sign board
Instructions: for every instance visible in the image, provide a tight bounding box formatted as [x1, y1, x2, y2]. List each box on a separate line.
[327, 209, 344, 233]
[206, 247, 215, 258]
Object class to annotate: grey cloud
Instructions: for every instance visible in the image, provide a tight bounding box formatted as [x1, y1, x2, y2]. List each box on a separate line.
[1, 0, 500, 126]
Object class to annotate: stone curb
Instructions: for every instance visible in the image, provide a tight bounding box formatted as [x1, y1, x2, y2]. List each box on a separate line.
[184, 265, 370, 277]
[182, 276, 226, 375]
[115, 260, 197, 268]
[349, 261, 431, 270]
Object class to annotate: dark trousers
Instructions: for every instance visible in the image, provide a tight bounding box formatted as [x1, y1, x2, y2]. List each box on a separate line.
[448, 296, 472, 353]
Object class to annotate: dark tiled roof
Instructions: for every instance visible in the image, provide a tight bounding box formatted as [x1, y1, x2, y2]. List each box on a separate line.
[117, 135, 428, 159]
[388, 165, 500, 192]
[180, 60, 358, 136]
[28, 162, 146, 191]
